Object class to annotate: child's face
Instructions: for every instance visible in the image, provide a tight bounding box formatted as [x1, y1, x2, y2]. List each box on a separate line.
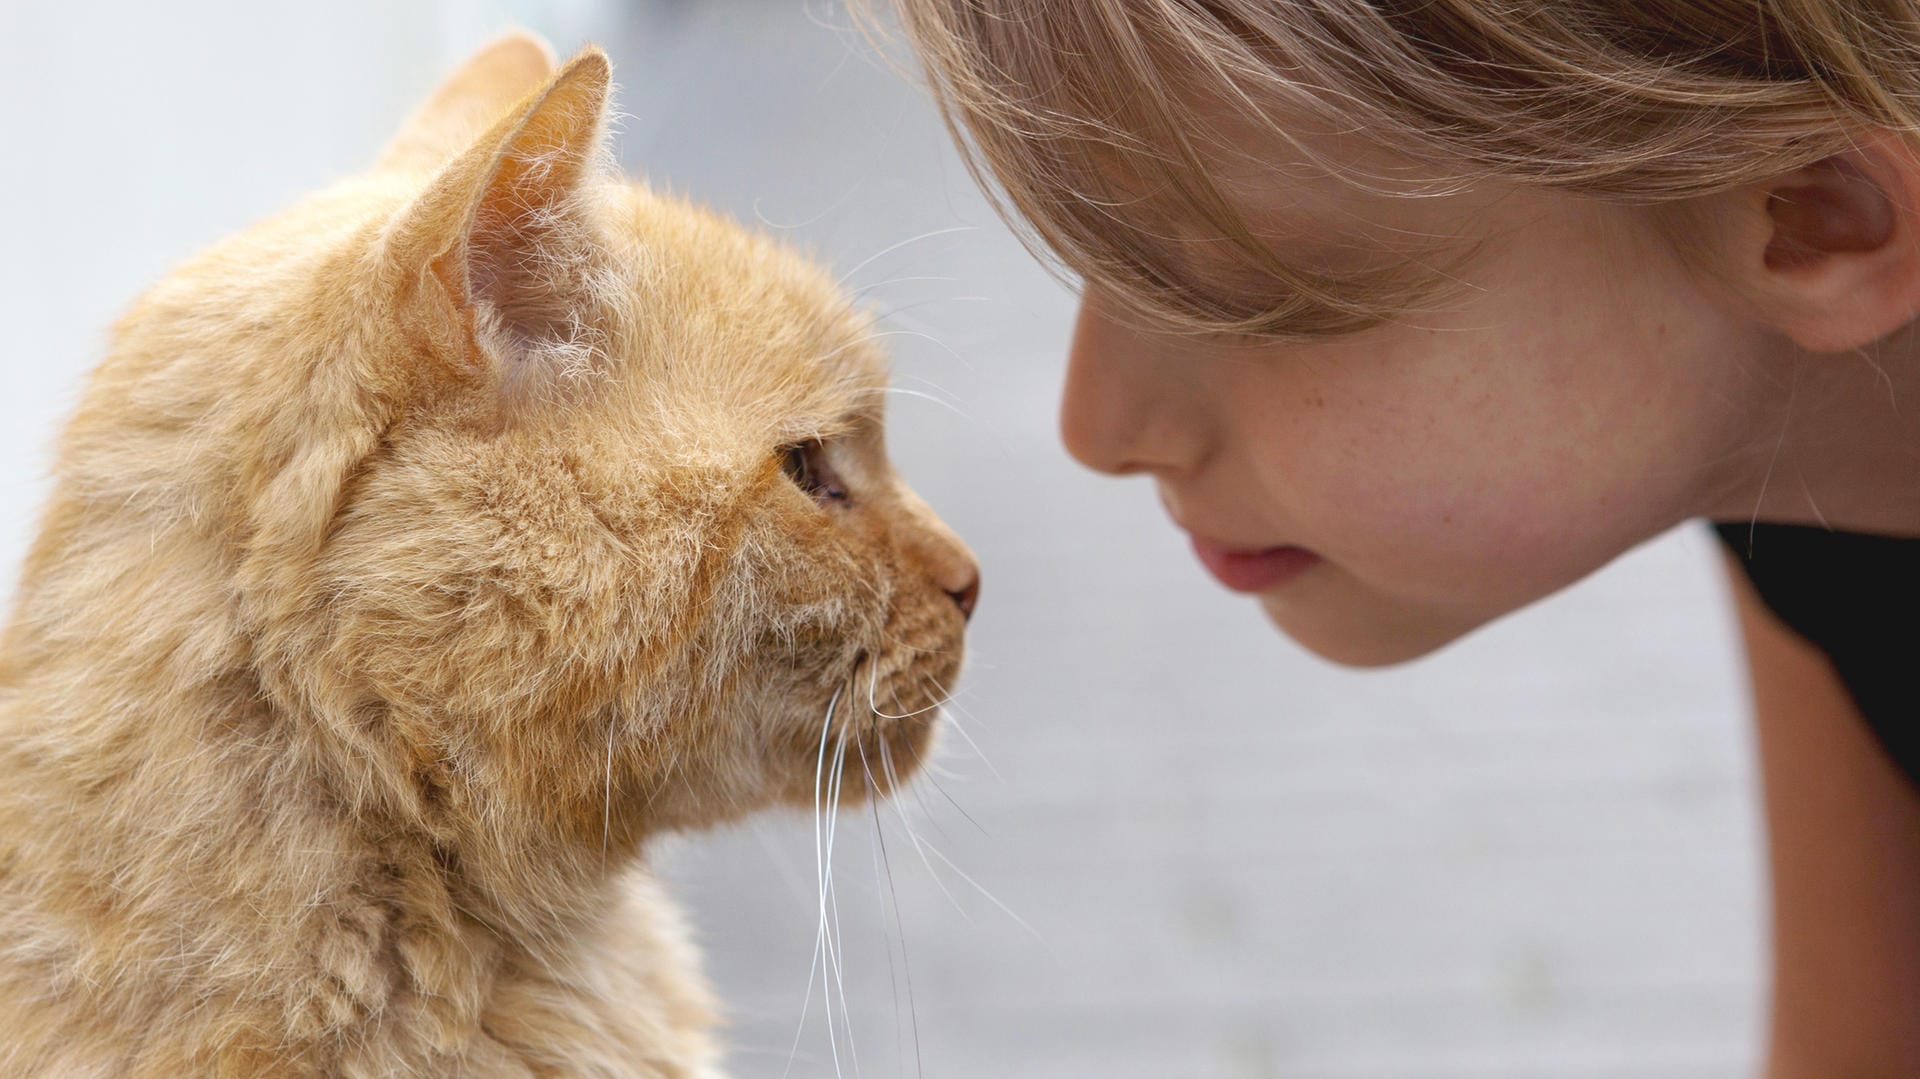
[1063, 133, 1782, 665]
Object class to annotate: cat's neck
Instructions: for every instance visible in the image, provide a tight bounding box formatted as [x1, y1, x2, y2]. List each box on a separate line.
[0, 500, 656, 953]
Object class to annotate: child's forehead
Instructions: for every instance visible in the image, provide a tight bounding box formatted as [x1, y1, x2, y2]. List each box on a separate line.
[1184, 102, 1498, 248]
[1106, 103, 1505, 278]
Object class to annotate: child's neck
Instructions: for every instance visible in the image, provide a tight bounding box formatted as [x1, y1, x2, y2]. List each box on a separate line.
[1707, 324, 1920, 536]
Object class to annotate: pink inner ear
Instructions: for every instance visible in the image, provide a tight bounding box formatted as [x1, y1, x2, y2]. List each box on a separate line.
[455, 55, 612, 383]
[380, 49, 613, 402]
[467, 196, 602, 375]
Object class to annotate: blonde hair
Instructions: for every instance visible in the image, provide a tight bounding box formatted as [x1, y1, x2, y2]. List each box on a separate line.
[880, 0, 1920, 336]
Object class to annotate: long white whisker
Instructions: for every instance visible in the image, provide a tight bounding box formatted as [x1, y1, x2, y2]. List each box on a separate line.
[932, 700, 1002, 783]
[862, 745, 925, 1079]
[867, 294, 995, 324]
[810, 325, 973, 375]
[835, 225, 978, 286]
[825, 726, 858, 1078]
[859, 326, 970, 368]
[753, 191, 850, 232]
[878, 386, 974, 422]
[878, 738, 972, 923]
[784, 683, 845, 1079]
[874, 735, 1038, 946]
[917, 839, 1049, 948]
[920, 774, 991, 838]
[850, 274, 960, 298]
[866, 662, 960, 722]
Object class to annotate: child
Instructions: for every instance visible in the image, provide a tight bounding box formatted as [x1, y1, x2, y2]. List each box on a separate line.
[884, 1, 1920, 1072]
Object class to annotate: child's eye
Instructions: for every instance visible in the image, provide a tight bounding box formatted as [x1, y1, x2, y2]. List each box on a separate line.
[778, 440, 850, 504]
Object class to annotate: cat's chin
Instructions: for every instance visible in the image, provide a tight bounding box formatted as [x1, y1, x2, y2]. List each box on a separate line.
[751, 634, 963, 810]
[840, 710, 942, 803]
[766, 701, 945, 811]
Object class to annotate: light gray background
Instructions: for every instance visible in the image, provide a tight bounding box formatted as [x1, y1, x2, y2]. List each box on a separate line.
[1, 3, 1763, 1076]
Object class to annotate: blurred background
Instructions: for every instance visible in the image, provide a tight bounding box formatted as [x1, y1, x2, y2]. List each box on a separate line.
[0, 2, 1763, 1076]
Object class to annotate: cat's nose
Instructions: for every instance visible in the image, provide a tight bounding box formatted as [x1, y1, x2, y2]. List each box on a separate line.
[890, 481, 980, 623]
[948, 573, 980, 621]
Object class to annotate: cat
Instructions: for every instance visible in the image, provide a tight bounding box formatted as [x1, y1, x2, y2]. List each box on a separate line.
[0, 32, 977, 1078]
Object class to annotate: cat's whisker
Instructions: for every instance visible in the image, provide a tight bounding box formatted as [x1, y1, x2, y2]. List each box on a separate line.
[834, 225, 978, 288]
[875, 722, 953, 843]
[877, 733, 901, 795]
[810, 325, 970, 383]
[857, 326, 972, 369]
[916, 840, 1050, 949]
[877, 745, 1044, 949]
[927, 691, 1003, 784]
[874, 386, 976, 424]
[860, 744, 926, 1079]
[877, 706, 1041, 989]
[825, 727, 860, 1078]
[751, 193, 849, 233]
[848, 274, 960, 298]
[918, 772, 992, 838]
[865, 662, 962, 723]
[785, 683, 845, 1079]
[922, 761, 973, 787]
[865, 294, 995, 328]
[894, 369, 970, 403]
[877, 739, 972, 924]
[843, 381, 961, 412]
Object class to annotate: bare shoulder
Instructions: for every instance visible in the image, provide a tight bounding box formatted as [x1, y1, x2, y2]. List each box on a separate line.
[1722, 553, 1920, 1077]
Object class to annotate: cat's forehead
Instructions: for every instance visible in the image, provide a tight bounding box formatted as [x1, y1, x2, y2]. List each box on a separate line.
[604, 185, 889, 425]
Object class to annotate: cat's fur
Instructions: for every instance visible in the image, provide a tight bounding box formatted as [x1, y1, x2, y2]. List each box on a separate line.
[0, 34, 976, 1078]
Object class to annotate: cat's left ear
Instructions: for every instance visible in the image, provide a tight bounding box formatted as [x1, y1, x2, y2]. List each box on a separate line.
[374, 31, 557, 173]
[384, 46, 614, 406]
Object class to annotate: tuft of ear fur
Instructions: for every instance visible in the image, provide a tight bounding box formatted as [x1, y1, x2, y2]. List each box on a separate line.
[1726, 136, 1920, 353]
[375, 31, 558, 173]
[385, 46, 615, 408]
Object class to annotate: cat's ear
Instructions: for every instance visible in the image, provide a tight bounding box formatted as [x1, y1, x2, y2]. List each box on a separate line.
[375, 31, 558, 173]
[384, 47, 613, 405]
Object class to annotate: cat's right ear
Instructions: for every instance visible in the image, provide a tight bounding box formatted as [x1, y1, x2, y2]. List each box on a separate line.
[375, 31, 557, 173]
[381, 47, 613, 411]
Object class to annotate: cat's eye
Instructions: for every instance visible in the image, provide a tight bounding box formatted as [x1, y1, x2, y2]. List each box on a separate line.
[778, 440, 849, 505]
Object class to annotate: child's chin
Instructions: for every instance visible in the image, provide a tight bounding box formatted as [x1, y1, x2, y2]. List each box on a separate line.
[1258, 595, 1480, 669]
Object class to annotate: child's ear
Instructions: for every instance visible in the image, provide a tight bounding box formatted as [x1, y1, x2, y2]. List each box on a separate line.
[376, 31, 557, 173]
[384, 46, 613, 407]
[1719, 136, 1920, 353]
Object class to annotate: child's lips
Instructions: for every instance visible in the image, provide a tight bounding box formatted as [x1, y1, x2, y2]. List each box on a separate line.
[1188, 536, 1322, 593]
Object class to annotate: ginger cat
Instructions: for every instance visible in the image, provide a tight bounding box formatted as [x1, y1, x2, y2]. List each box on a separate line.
[0, 33, 977, 1078]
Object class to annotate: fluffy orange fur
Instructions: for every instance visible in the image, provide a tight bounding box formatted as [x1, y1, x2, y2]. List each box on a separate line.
[0, 33, 976, 1077]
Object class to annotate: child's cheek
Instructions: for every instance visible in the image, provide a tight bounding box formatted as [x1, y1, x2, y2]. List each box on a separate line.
[1278, 385, 1635, 601]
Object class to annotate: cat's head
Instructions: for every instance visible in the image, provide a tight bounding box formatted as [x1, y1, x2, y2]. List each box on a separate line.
[204, 38, 977, 842]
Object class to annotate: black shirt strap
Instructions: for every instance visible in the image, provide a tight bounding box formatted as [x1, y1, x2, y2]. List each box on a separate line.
[1711, 521, 1920, 788]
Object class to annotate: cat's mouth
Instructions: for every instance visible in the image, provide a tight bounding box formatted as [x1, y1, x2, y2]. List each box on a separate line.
[799, 646, 955, 806]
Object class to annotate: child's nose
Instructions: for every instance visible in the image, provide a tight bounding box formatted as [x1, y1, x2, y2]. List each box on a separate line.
[1060, 293, 1208, 478]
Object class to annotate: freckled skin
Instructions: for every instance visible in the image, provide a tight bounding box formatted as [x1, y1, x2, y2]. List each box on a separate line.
[1066, 174, 1777, 665]
[0, 34, 974, 1078]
